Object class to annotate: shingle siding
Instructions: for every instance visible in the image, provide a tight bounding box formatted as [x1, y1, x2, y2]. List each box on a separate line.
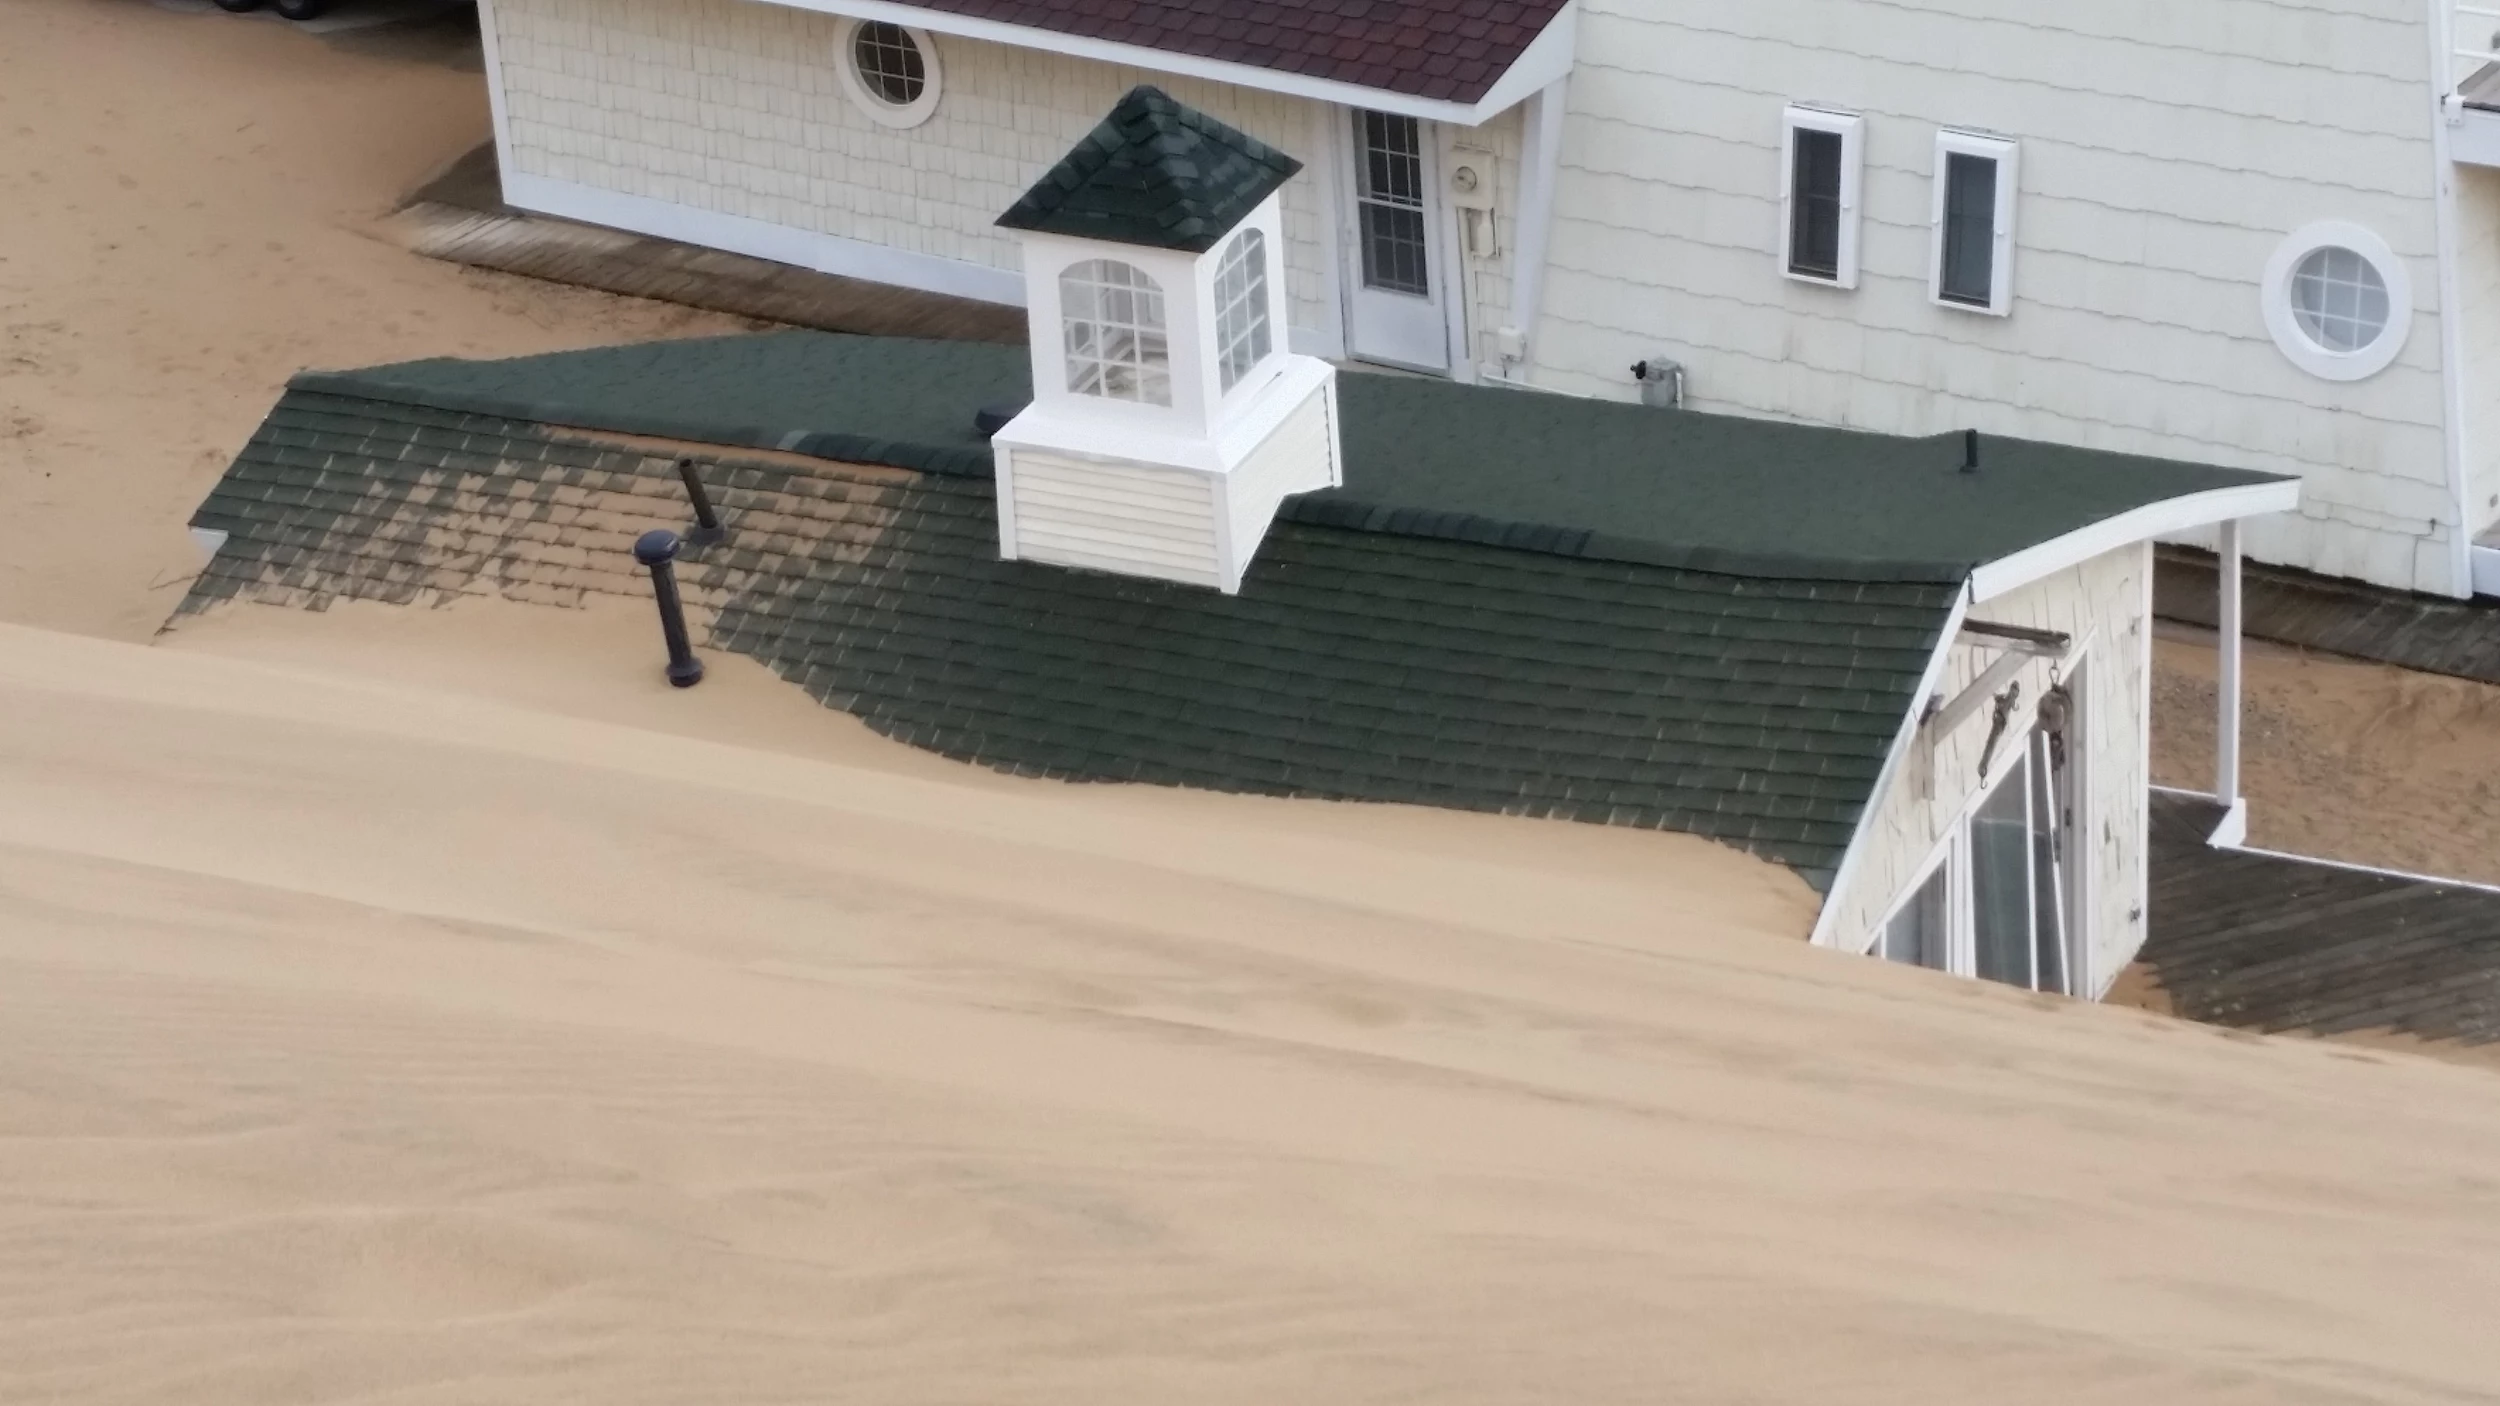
[490, 0, 1343, 342]
[1531, 0, 2455, 593]
[1818, 542, 2151, 994]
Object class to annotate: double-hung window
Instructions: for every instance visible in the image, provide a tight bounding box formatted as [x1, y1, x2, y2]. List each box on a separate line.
[1781, 105, 1864, 287]
[1930, 129, 2019, 315]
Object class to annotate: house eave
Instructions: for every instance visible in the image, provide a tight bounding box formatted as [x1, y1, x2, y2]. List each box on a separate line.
[1966, 478, 2303, 604]
[758, 0, 1579, 126]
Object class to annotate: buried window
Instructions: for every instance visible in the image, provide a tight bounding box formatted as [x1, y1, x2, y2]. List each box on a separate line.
[1869, 674, 2083, 995]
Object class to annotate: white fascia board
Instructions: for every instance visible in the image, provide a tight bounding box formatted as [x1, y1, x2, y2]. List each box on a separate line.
[1966, 479, 2302, 604]
[1805, 588, 1971, 951]
[757, 0, 1575, 126]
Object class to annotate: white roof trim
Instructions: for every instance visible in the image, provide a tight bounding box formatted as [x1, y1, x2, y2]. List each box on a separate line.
[1805, 589, 1970, 950]
[759, 0, 1577, 125]
[1967, 478, 2301, 603]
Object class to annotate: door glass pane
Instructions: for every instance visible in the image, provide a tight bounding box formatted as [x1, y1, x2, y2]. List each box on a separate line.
[1355, 110, 1431, 297]
[1939, 151, 1997, 306]
[1969, 750, 2034, 987]
[1881, 861, 1950, 970]
[1789, 127, 1843, 278]
[2029, 732, 2070, 996]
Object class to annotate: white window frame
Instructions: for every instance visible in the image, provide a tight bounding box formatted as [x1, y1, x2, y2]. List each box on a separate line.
[1779, 105, 1865, 289]
[2260, 220, 2413, 382]
[1865, 643, 2093, 994]
[1928, 128, 2019, 317]
[835, 18, 943, 130]
[1059, 258, 1173, 407]
[1212, 227, 1274, 394]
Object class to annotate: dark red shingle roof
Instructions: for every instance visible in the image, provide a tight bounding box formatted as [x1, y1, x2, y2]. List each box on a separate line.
[888, 0, 1571, 104]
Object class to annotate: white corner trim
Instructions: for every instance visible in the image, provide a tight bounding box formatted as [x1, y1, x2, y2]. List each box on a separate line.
[2260, 220, 2417, 383]
[2429, 0, 2477, 599]
[499, 171, 1027, 306]
[2208, 796, 2249, 848]
[1507, 74, 1569, 360]
[754, 0, 1571, 125]
[1806, 589, 1971, 950]
[832, 18, 945, 129]
[188, 526, 230, 566]
[1966, 479, 2303, 603]
[473, 0, 516, 193]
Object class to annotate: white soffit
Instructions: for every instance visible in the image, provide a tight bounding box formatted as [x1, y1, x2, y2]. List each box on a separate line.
[1966, 479, 2303, 603]
[757, 0, 1578, 126]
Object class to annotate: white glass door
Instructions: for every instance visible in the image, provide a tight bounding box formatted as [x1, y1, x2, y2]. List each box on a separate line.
[1344, 109, 1451, 371]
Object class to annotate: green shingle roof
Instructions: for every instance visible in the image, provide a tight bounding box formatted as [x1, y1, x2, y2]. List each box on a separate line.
[180, 389, 1955, 887]
[994, 85, 1303, 253]
[298, 331, 2293, 584]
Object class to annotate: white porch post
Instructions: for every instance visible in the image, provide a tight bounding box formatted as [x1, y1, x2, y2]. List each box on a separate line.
[1504, 75, 1570, 368]
[2215, 519, 2243, 811]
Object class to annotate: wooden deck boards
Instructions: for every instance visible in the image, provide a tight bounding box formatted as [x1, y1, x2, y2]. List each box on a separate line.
[2135, 790, 2500, 1047]
[388, 144, 1029, 345]
[2153, 546, 2500, 684]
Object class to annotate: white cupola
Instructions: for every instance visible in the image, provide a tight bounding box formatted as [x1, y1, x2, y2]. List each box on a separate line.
[988, 86, 1342, 593]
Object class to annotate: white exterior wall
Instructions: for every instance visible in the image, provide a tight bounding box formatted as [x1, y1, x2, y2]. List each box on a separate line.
[1528, 0, 2460, 595]
[1002, 450, 1223, 587]
[1226, 383, 1335, 558]
[1822, 543, 2152, 995]
[2456, 164, 2500, 538]
[487, 0, 1344, 340]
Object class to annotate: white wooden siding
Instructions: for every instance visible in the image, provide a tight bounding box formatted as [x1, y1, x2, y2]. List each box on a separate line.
[2457, 165, 2500, 538]
[1824, 543, 2150, 994]
[1006, 450, 1223, 587]
[1531, 0, 2457, 594]
[1224, 385, 1335, 563]
[488, 0, 1350, 340]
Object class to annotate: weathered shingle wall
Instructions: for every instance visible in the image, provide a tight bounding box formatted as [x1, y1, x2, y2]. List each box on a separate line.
[487, 0, 1345, 340]
[1534, 0, 2453, 593]
[178, 390, 1954, 886]
[1820, 542, 2152, 995]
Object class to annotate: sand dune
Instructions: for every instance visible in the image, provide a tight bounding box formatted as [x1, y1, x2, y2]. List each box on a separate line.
[0, 0, 749, 643]
[4, 617, 2499, 1405]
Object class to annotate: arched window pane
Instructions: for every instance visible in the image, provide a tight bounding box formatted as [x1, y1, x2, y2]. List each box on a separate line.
[1213, 228, 1273, 393]
[1061, 260, 1171, 406]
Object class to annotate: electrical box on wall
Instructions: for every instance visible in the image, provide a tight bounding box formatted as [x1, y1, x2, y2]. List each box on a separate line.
[1447, 143, 1499, 260]
[1446, 146, 1497, 211]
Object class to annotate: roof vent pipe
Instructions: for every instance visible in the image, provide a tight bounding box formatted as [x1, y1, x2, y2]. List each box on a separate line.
[1961, 428, 1981, 474]
[1631, 357, 1685, 409]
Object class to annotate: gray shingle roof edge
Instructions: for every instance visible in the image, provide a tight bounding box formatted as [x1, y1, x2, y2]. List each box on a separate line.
[281, 366, 1965, 584]
[281, 331, 2294, 590]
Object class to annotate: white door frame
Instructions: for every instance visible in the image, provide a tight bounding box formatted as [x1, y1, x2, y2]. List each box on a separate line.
[1338, 105, 1462, 375]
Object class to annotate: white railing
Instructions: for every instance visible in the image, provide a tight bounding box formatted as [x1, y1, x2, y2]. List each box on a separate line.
[2455, 1, 2500, 92]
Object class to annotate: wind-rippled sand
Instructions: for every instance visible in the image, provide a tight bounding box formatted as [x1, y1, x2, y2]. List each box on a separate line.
[5, 615, 2500, 1405]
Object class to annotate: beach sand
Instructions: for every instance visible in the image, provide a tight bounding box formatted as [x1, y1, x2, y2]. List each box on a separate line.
[2152, 625, 2500, 886]
[10, 5, 2500, 1399]
[0, 0, 749, 644]
[6, 611, 2500, 1404]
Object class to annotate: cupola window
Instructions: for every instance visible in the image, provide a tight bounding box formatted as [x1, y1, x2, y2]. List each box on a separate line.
[1213, 228, 1272, 392]
[1060, 259, 1171, 405]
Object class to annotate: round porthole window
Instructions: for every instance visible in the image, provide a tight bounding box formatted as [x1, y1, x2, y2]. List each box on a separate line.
[836, 19, 940, 129]
[2262, 221, 2410, 382]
